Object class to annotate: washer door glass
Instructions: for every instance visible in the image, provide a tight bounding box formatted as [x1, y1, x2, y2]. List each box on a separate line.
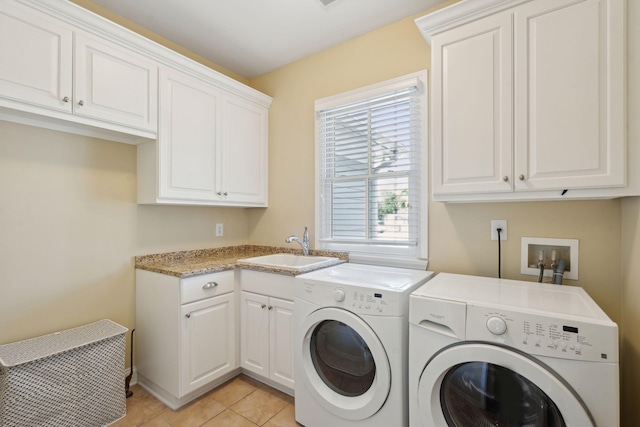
[441, 362, 566, 427]
[417, 343, 595, 427]
[298, 307, 391, 421]
[310, 320, 376, 397]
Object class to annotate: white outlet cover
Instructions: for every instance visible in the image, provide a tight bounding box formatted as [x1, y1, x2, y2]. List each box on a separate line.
[216, 223, 224, 236]
[491, 220, 507, 240]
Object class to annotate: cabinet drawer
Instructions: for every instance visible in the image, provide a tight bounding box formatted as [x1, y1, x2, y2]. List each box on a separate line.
[181, 270, 234, 304]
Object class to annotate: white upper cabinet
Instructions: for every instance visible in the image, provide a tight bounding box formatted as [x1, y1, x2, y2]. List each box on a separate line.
[74, 34, 158, 132]
[156, 68, 221, 202]
[1, 0, 272, 207]
[513, 0, 625, 191]
[430, 11, 513, 195]
[137, 67, 271, 207]
[417, 0, 626, 201]
[0, 2, 72, 113]
[0, 1, 158, 142]
[220, 96, 268, 205]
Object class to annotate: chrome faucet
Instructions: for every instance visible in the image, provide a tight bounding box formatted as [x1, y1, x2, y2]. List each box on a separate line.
[286, 226, 310, 256]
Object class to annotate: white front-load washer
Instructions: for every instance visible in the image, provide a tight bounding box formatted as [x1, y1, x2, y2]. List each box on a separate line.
[409, 273, 619, 427]
[294, 263, 434, 427]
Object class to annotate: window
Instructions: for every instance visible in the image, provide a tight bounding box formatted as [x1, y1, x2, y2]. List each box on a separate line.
[315, 71, 428, 268]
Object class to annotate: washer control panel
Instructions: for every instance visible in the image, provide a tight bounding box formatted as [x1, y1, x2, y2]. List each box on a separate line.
[467, 305, 618, 363]
[486, 316, 508, 335]
[297, 281, 409, 316]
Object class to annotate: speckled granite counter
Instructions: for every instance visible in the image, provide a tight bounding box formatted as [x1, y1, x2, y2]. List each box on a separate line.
[135, 245, 348, 278]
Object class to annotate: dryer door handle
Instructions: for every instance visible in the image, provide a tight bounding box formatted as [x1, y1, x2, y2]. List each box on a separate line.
[416, 320, 458, 339]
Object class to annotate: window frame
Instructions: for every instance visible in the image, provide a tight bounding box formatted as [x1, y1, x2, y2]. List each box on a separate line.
[314, 70, 429, 268]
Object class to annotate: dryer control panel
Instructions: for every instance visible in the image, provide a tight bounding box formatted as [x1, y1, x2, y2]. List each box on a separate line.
[466, 305, 619, 363]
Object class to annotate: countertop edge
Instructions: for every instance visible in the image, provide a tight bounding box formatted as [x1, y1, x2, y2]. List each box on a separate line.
[134, 245, 349, 278]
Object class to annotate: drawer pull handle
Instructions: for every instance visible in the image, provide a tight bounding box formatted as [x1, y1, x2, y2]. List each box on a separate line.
[203, 282, 218, 290]
[261, 304, 267, 309]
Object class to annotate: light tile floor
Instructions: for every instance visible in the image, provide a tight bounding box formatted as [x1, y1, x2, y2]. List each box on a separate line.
[113, 375, 302, 427]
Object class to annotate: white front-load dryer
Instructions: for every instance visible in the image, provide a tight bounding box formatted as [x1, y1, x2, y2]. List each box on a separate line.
[294, 263, 434, 427]
[409, 273, 619, 427]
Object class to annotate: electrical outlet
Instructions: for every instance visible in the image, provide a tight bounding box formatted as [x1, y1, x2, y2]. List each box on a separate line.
[216, 223, 224, 237]
[491, 220, 507, 240]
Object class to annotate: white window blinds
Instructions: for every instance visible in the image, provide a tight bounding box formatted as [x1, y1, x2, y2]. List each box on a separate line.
[316, 75, 425, 257]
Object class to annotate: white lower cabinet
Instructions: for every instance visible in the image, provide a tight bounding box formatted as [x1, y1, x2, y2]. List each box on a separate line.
[136, 269, 237, 409]
[180, 293, 235, 395]
[239, 269, 295, 392]
[240, 292, 294, 390]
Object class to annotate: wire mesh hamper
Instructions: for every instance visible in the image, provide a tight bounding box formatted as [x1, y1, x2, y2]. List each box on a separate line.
[0, 319, 128, 426]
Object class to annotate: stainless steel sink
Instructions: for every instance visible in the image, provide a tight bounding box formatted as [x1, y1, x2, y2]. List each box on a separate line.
[238, 253, 339, 271]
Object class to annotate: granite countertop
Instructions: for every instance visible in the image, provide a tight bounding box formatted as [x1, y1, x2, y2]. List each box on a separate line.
[135, 245, 348, 278]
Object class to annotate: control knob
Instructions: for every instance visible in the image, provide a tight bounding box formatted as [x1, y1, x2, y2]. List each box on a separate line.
[334, 289, 346, 302]
[486, 316, 507, 335]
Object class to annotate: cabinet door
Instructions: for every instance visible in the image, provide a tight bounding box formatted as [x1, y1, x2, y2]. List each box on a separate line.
[269, 297, 294, 389]
[220, 96, 268, 206]
[431, 11, 513, 195]
[180, 292, 235, 396]
[158, 68, 221, 201]
[74, 34, 158, 132]
[514, 0, 625, 191]
[0, 2, 72, 113]
[240, 291, 270, 377]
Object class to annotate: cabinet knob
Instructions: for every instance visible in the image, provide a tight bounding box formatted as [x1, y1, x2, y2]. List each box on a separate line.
[78, 100, 85, 106]
[185, 313, 191, 318]
[503, 176, 509, 182]
[224, 192, 228, 196]
[203, 282, 218, 290]
[519, 174, 525, 181]
[268, 306, 273, 310]
[62, 96, 70, 103]
[261, 304, 267, 309]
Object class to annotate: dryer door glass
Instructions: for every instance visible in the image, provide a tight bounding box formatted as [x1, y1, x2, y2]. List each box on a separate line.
[310, 320, 376, 396]
[440, 362, 566, 427]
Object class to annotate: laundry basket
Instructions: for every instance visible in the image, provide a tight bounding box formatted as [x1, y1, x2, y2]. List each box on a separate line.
[0, 319, 128, 427]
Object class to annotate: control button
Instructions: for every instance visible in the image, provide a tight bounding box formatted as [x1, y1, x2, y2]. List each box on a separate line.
[575, 344, 582, 351]
[486, 316, 507, 335]
[560, 342, 567, 349]
[334, 289, 346, 302]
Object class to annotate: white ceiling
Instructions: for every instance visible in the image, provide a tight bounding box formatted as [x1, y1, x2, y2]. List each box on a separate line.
[88, 0, 444, 78]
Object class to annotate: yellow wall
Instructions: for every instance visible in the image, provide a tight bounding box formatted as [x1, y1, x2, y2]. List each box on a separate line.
[1, 0, 637, 425]
[0, 121, 250, 352]
[247, 3, 622, 320]
[249, 2, 637, 425]
[620, 0, 640, 424]
[622, 199, 640, 426]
